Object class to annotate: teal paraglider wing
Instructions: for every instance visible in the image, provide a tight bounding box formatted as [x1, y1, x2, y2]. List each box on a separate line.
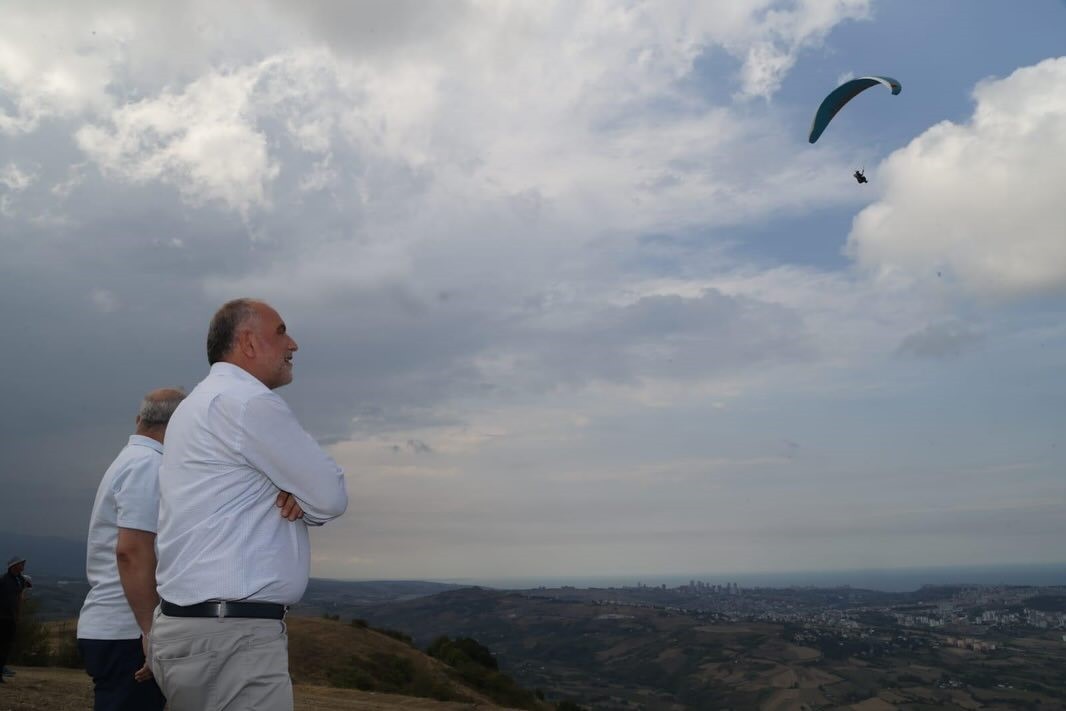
[808, 76, 901, 144]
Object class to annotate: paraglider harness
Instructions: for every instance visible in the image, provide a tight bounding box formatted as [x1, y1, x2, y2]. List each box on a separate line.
[853, 168, 868, 184]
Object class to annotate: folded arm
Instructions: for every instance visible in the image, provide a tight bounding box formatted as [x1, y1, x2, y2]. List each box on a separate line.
[241, 393, 348, 525]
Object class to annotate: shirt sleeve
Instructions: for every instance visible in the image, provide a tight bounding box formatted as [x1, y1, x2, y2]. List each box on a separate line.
[114, 451, 162, 534]
[238, 392, 348, 526]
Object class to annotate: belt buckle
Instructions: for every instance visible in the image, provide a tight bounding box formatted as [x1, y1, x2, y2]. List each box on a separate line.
[218, 600, 228, 618]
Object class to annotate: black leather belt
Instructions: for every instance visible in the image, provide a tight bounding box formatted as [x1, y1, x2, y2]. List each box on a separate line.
[160, 599, 287, 620]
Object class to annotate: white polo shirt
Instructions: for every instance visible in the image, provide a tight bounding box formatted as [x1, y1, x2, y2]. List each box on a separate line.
[156, 363, 347, 606]
[78, 435, 163, 640]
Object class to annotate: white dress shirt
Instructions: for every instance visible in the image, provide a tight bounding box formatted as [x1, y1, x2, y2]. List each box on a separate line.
[156, 362, 347, 606]
[78, 435, 163, 640]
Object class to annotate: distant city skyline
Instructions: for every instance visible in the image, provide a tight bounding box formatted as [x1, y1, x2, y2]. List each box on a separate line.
[1, 1, 1064, 581]
[452, 562, 1066, 594]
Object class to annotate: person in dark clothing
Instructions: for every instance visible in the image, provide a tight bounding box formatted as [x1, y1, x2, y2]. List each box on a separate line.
[0, 556, 32, 684]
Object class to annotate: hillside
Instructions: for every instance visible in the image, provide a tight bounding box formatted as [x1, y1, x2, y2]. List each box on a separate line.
[0, 666, 519, 710]
[6, 616, 549, 711]
[288, 616, 549, 708]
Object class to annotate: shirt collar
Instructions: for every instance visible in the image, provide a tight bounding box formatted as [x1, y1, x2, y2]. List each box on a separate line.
[209, 361, 268, 388]
[128, 434, 163, 454]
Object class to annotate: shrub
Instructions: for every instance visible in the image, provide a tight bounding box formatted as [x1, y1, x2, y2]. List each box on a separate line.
[427, 636, 497, 670]
[11, 598, 51, 666]
[51, 621, 83, 669]
[426, 635, 540, 709]
[327, 661, 376, 691]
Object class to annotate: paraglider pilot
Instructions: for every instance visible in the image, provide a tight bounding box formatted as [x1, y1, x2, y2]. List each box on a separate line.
[853, 169, 868, 184]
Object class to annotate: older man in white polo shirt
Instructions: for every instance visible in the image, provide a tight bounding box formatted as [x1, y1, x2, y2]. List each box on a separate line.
[150, 298, 348, 711]
[77, 388, 185, 710]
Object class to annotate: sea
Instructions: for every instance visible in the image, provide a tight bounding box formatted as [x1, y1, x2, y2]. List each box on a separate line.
[456, 562, 1066, 593]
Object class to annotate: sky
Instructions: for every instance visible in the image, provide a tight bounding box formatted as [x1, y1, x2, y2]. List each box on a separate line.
[1, 0, 1064, 583]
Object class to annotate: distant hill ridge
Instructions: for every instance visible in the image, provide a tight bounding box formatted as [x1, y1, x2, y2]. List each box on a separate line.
[0, 531, 86, 577]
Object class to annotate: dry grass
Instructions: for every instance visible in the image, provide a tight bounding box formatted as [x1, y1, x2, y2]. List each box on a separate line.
[0, 666, 93, 711]
[0, 667, 516, 711]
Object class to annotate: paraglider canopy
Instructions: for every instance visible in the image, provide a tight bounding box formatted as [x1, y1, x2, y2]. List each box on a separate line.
[808, 76, 901, 144]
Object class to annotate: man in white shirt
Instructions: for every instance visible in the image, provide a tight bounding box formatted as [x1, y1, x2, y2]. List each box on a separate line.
[77, 388, 186, 711]
[151, 298, 348, 711]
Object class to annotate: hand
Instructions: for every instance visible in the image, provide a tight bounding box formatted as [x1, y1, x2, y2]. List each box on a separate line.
[136, 635, 154, 682]
[276, 491, 305, 521]
[134, 661, 154, 683]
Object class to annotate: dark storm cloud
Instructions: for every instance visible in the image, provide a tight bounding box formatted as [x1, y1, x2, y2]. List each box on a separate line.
[0, 22, 817, 545]
[0, 132, 287, 535]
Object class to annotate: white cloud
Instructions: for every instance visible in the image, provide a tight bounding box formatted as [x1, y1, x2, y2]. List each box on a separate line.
[0, 163, 38, 217]
[2, 1, 871, 218]
[0, 163, 36, 191]
[75, 61, 283, 215]
[0, 1, 299, 133]
[847, 57, 1066, 299]
[0, 8, 118, 132]
[734, 0, 871, 98]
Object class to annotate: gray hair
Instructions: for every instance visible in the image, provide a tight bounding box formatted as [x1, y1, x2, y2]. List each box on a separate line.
[207, 298, 260, 365]
[138, 391, 186, 426]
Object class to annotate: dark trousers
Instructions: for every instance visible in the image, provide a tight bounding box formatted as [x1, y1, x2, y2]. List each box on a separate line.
[78, 638, 166, 711]
[0, 619, 14, 677]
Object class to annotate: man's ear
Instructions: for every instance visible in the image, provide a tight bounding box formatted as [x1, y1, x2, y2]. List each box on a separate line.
[237, 327, 257, 358]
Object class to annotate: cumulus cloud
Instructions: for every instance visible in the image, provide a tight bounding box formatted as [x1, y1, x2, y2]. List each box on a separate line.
[847, 57, 1066, 299]
[734, 0, 871, 98]
[75, 62, 282, 215]
[0, 8, 117, 132]
[2, 1, 872, 218]
[0, 0, 302, 135]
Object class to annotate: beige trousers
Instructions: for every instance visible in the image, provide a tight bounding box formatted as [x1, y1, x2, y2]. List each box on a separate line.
[148, 607, 292, 711]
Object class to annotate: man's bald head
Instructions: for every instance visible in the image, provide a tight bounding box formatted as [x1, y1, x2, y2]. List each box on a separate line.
[136, 388, 186, 434]
[206, 298, 299, 389]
